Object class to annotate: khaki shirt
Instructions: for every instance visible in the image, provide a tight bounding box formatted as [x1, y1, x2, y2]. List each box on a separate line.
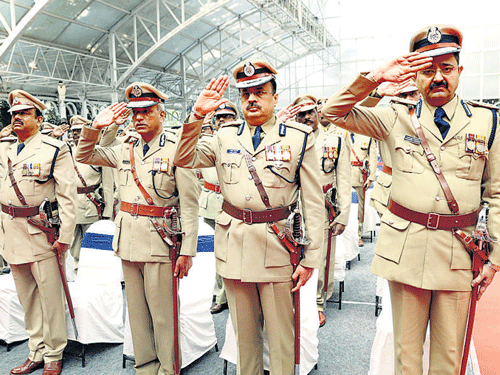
[350, 133, 377, 187]
[0, 132, 77, 264]
[199, 165, 222, 220]
[75, 126, 200, 262]
[174, 115, 324, 283]
[314, 126, 351, 226]
[322, 73, 500, 291]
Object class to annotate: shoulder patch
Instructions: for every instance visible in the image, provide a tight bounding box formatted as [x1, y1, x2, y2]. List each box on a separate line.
[0, 135, 17, 143]
[220, 119, 244, 128]
[390, 97, 419, 106]
[284, 120, 313, 134]
[41, 135, 63, 148]
[466, 100, 500, 111]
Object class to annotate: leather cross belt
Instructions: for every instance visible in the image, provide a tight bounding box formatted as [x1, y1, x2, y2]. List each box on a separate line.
[382, 165, 392, 176]
[77, 183, 100, 194]
[222, 200, 295, 225]
[204, 180, 221, 194]
[120, 201, 178, 218]
[351, 161, 363, 166]
[388, 199, 479, 230]
[1, 201, 57, 218]
[322, 183, 333, 194]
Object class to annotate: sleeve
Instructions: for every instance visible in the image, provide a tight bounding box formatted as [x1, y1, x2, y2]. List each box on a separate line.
[334, 132, 351, 226]
[321, 73, 395, 141]
[54, 143, 78, 244]
[173, 117, 217, 169]
[368, 138, 377, 180]
[100, 123, 120, 147]
[298, 132, 325, 269]
[175, 166, 201, 257]
[75, 126, 120, 168]
[101, 166, 115, 219]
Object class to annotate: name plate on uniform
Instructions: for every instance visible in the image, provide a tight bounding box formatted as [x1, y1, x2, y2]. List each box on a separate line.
[404, 135, 421, 145]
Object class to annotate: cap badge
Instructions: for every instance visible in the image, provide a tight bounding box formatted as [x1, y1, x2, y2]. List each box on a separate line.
[427, 26, 442, 44]
[131, 85, 143, 98]
[12, 97, 20, 105]
[243, 62, 256, 77]
[219, 103, 227, 109]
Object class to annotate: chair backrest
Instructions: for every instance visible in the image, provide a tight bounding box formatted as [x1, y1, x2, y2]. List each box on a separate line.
[76, 220, 123, 284]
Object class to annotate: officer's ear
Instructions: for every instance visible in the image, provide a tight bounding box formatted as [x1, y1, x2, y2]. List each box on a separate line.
[273, 92, 279, 107]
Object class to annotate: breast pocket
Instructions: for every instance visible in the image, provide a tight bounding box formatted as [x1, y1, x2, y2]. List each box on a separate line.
[261, 162, 291, 188]
[118, 167, 132, 187]
[220, 153, 243, 184]
[456, 142, 486, 181]
[393, 136, 425, 174]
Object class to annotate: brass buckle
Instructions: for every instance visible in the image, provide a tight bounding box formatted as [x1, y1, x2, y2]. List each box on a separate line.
[426, 212, 440, 229]
[242, 209, 253, 224]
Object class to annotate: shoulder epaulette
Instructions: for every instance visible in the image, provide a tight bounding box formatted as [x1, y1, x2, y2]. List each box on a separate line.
[284, 120, 313, 134]
[466, 100, 500, 111]
[220, 119, 244, 129]
[123, 132, 140, 143]
[390, 97, 419, 107]
[0, 135, 17, 142]
[41, 135, 63, 149]
[162, 130, 177, 144]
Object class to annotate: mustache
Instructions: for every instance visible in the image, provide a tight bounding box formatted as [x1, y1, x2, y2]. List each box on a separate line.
[429, 81, 448, 90]
[246, 103, 261, 110]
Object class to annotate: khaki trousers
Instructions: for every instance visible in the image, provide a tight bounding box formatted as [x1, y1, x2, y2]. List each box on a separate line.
[11, 257, 67, 363]
[354, 185, 365, 237]
[316, 217, 337, 312]
[204, 218, 227, 305]
[389, 281, 470, 375]
[122, 260, 178, 375]
[224, 278, 295, 375]
[70, 223, 92, 271]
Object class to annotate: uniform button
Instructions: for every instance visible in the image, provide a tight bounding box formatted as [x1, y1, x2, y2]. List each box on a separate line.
[389, 220, 394, 225]
[245, 195, 251, 201]
[435, 196, 440, 201]
[135, 196, 139, 201]
[29, 178, 33, 181]
[141, 161, 145, 165]
[252, 157, 257, 161]
[248, 175, 253, 180]
[406, 147, 411, 152]
[440, 146, 445, 151]
[12, 167, 16, 171]
[133, 215, 138, 220]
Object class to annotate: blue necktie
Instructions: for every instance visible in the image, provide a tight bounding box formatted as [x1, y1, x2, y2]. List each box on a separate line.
[252, 126, 262, 150]
[17, 143, 25, 155]
[351, 133, 355, 144]
[143, 144, 149, 156]
[434, 107, 450, 139]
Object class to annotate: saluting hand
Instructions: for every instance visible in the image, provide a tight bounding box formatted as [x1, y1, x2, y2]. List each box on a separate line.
[115, 108, 131, 126]
[376, 80, 413, 97]
[51, 124, 70, 138]
[472, 263, 496, 300]
[277, 104, 302, 123]
[192, 76, 230, 116]
[371, 52, 432, 84]
[0, 124, 13, 139]
[291, 264, 314, 292]
[174, 255, 193, 279]
[92, 102, 129, 130]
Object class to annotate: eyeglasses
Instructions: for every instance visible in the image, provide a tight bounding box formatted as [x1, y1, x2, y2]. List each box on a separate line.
[419, 66, 457, 78]
[240, 89, 270, 100]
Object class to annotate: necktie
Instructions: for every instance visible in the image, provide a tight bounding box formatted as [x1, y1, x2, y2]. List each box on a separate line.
[143, 143, 149, 156]
[17, 143, 25, 155]
[252, 126, 262, 150]
[434, 107, 450, 139]
[351, 133, 355, 144]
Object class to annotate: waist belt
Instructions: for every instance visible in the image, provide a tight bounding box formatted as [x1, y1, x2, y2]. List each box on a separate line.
[120, 201, 177, 218]
[222, 200, 295, 225]
[1, 201, 58, 218]
[388, 199, 479, 230]
[77, 183, 100, 194]
[204, 180, 221, 194]
[322, 183, 333, 194]
[351, 161, 363, 166]
[382, 165, 392, 176]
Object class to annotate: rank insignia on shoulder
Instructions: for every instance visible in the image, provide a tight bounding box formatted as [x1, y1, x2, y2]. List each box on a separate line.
[323, 146, 338, 159]
[22, 163, 41, 177]
[404, 135, 421, 145]
[465, 133, 487, 157]
[152, 157, 169, 173]
[265, 145, 291, 163]
[226, 149, 241, 154]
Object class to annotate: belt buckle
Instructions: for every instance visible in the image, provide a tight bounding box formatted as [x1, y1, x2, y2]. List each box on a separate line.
[242, 209, 253, 224]
[130, 202, 139, 218]
[426, 212, 440, 229]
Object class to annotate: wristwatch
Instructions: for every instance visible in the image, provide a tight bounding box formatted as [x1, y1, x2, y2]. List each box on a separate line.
[486, 261, 500, 273]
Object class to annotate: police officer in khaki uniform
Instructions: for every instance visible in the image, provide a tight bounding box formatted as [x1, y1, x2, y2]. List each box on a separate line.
[69, 115, 114, 272]
[201, 101, 239, 314]
[290, 94, 351, 327]
[350, 132, 377, 247]
[75, 83, 200, 375]
[174, 60, 324, 375]
[322, 24, 500, 375]
[0, 90, 77, 375]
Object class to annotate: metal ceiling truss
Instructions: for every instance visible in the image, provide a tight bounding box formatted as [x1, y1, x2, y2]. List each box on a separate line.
[0, 0, 338, 119]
